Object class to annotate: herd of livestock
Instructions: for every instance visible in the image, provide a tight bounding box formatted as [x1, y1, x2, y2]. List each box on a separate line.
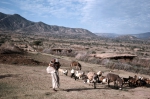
[58, 61, 150, 90]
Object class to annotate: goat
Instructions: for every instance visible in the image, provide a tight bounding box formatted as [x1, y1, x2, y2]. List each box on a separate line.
[97, 71, 104, 77]
[99, 76, 107, 84]
[70, 69, 75, 78]
[58, 68, 68, 76]
[128, 76, 137, 87]
[74, 71, 84, 80]
[145, 79, 150, 85]
[85, 72, 99, 89]
[136, 79, 147, 87]
[121, 77, 129, 86]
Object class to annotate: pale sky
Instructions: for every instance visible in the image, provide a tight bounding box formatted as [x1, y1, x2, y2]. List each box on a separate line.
[0, 0, 150, 34]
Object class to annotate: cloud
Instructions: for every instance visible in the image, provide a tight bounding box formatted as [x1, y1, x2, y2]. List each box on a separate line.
[11, 0, 84, 19]
[1, 0, 150, 33]
[0, 7, 15, 14]
[79, 0, 150, 33]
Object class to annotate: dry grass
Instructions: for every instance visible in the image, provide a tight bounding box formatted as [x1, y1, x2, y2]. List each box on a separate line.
[0, 53, 150, 99]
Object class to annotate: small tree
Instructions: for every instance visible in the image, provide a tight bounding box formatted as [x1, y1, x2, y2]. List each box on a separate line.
[33, 40, 42, 48]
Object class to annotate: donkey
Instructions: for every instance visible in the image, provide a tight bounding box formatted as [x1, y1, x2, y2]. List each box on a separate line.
[106, 73, 123, 89]
[70, 61, 82, 70]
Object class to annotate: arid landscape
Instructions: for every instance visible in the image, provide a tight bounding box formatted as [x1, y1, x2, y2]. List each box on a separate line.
[0, 12, 150, 99]
[0, 52, 150, 99]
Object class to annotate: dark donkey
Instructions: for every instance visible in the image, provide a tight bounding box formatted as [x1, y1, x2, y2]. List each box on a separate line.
[70, 61, 82, 70]
[106, 73, 123, 90]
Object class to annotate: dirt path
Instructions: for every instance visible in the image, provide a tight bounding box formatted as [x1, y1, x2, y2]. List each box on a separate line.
[1, 59, 150, 99]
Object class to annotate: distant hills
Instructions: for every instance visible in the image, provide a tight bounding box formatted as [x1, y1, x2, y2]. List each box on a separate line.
[95, 33, 121, 38]
[132, 32, 150, 39]
[0, 12, 150, 40]
[0, 12, 97, 39]
[95, 32, 150, 40]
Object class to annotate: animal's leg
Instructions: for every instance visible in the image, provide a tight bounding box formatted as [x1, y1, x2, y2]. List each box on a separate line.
[74, 76, 77, 80]
[115, 81, 119, 89]
[71, 73, 74, 78]
[79, 76, 81, 79]
[108, 80, 110, 87]
[94, 82, 96, 89]
[114, 81, 117, 88]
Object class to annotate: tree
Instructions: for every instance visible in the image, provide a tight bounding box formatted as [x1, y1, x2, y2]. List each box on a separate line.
[33, 40, 42, 48]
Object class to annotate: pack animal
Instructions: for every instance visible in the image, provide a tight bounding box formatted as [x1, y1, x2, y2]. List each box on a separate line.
[106, 73, 123, 90]
[70, 61, 82, 70]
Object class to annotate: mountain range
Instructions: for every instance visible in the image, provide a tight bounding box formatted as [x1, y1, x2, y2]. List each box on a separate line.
[0, 12, 150, 40]
[0, 12, 97, 39]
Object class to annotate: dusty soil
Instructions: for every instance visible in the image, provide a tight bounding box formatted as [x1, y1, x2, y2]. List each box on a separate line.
[0, 52, 150, 99]
[0, 53, 48, 66]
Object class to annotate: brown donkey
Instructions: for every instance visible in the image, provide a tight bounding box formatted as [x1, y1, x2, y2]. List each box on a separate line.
[106, 73, 123, 90]
[70, 61, 82, 70]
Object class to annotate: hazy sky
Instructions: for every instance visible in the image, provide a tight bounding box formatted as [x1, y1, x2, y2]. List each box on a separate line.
[0, 0, 150, 34]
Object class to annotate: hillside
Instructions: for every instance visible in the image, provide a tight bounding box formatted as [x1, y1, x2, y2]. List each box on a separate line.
[115, 35, 138, 40]
[0, 12, 97, 39]
[132, 32, 150, 39]
[95, 33, 121, 38]
[95, 32, 150, 40]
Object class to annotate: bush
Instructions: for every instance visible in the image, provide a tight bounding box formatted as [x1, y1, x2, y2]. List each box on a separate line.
[33, 40, 42, 47]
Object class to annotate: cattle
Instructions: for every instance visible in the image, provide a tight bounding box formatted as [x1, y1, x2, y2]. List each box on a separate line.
[70, 61, 82, 70]
[106, 73, 123, 89]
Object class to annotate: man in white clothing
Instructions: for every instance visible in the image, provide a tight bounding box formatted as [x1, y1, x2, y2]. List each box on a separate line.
[46, 58, 61, 91]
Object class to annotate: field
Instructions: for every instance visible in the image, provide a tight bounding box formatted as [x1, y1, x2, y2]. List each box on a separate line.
[0, 52, 150, 99]
[0, 32, 150, 99]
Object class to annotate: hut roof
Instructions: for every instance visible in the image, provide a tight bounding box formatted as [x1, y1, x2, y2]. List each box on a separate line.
[89, 53, 137, 59]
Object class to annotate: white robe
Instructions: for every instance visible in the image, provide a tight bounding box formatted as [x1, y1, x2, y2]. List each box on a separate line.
[46, 66, 59, 89]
